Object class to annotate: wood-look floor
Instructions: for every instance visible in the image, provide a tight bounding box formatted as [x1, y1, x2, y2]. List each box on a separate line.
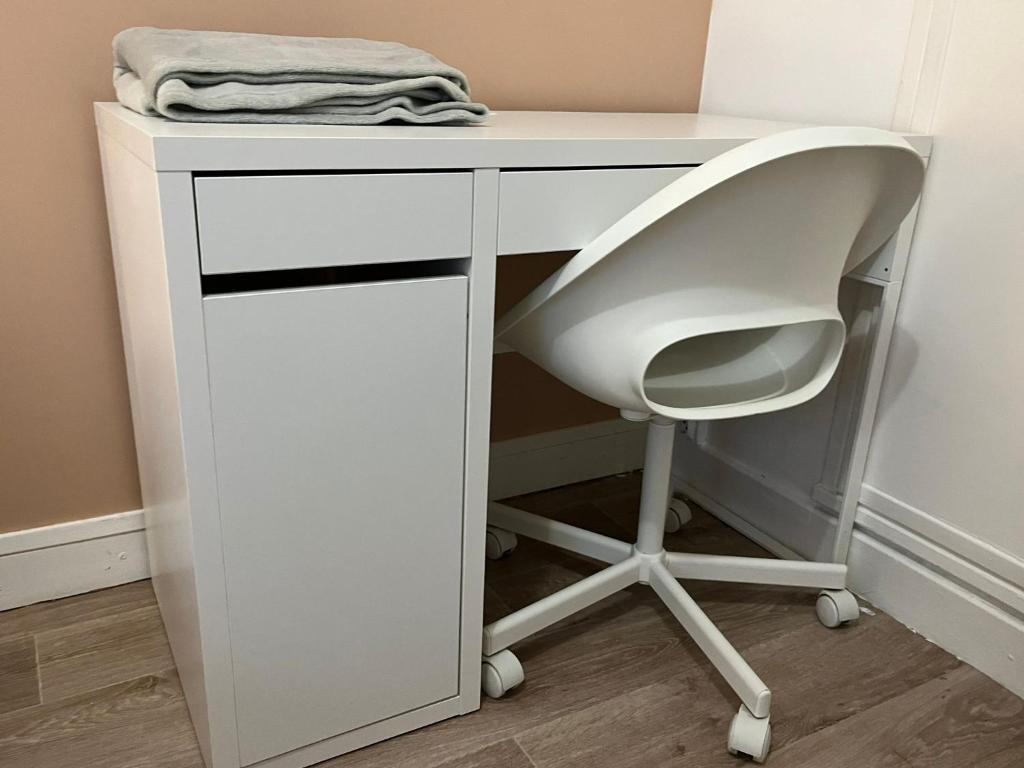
[1, 473, 1021, 767]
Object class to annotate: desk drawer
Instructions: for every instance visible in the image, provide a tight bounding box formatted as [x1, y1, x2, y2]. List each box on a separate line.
[195, 172, 473, 274]
[497, 166, 693, 255]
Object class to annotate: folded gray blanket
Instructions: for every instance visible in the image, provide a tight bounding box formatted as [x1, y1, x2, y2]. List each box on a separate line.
[113, 27, 489, 125]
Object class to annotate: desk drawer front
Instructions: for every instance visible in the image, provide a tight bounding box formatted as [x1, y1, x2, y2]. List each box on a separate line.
[497, 166, 693, 255]
[195, 172, 473, 274]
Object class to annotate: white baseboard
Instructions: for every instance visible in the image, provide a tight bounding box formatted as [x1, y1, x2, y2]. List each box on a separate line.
[674, 437, 1024, 699]
[858, 484, 1024, 593]
[848, 528, 1024, 699]
[489, 419, 647, 500]
[0, 510, 149, 611]
[0, 421, 642, 613]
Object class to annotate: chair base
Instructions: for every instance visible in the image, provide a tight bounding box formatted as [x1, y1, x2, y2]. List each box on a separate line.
[481, 500, 858, 764]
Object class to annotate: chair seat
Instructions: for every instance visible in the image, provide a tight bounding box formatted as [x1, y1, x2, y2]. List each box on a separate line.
[642, 318, 845, 412]
[495, 126, 924, 422]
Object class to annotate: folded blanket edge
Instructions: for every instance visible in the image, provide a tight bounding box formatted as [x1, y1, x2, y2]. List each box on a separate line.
[113, 27, 488, 126]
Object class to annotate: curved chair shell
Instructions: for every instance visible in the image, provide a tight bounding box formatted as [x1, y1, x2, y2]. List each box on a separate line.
[496, 127, 925, 421]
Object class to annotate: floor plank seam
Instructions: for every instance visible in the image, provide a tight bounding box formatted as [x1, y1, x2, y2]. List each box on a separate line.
[0, 667, 179, 729]
[33, 603, 171, 704]
[512, 735, 540, 767]
[32, 635, 41, 706]
[33, 602, 160, 643]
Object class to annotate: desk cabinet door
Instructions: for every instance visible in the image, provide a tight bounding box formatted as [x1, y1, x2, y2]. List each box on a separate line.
[203, 276, 468, 765]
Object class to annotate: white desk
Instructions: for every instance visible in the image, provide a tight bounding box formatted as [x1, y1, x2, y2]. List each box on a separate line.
[95, 103, 930, 768]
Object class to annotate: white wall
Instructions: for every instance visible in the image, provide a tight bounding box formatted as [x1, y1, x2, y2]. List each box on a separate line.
[863, 1, 1024, 559]
[685, 0, 1024, 696]
[686, 0, 923, 557]
[702, 0, 1024, 559]
[700, 0, 915, 127]
[690, 0, 921, 531]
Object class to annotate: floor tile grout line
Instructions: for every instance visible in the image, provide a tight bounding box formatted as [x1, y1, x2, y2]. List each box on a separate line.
[37, 663, 174, 709]
[512, 735, 540, 768]
[0, 666, 182, 727]
[31, 602, 161, 645]
[0, 581, 157, 634]
[33, 634, 42, 705]
[32, 603, 171, 704]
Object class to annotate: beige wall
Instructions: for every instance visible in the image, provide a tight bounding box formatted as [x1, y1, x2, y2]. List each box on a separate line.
[0, 0, 711, 534]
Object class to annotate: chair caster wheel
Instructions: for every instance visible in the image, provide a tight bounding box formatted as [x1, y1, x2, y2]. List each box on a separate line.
[816, 588, 860, 628]
[485, 526, 518, 560]
[727, 705, 771, 763]
[481, 650, 524, 699]
[665, 498, 693, 533]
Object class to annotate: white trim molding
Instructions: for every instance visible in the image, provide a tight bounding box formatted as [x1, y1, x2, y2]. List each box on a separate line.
[857, 485, 1024, 616]
[489, 419, 646, 501]
[0, 510, 149, 611]
[849, 530, 1024, 700]
[673, 442, 1024, 699]
[0, 422, 643, 613]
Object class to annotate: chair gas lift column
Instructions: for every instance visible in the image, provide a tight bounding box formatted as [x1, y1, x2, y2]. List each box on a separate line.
[480, 128, 925, 764]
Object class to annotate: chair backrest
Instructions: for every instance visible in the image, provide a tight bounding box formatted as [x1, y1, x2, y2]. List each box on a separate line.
[496, 127, 925, 421]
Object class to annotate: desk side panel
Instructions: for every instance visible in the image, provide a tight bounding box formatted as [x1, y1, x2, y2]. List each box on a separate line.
[99, 136, 239, 767]
[95, 103, 157, 168]
[99, 136, 213, 763]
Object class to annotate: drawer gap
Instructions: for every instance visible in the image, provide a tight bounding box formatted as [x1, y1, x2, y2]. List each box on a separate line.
[500, 163, 698, 172]
[201, 258, 468, 296]
[193, 168, 470, 178]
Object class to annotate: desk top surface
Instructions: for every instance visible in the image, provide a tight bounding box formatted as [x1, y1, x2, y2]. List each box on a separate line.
[95, 103, 931, 172]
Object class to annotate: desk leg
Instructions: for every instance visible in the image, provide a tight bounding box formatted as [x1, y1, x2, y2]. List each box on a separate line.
[459, 168, 500, 713]
[832, 279, 904, 563]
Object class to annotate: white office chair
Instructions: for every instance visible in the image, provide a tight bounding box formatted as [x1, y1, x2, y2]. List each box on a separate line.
[480, 127, 924, 763]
